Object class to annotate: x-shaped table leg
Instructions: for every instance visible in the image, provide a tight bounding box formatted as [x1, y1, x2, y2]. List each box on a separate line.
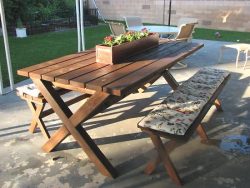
[27, 101, 50, 139]
[162, 69, 179, 90]
[32, 79, 119, 178]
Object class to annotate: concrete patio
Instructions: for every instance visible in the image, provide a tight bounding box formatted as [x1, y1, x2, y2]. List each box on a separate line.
[1, 39, 250, 188]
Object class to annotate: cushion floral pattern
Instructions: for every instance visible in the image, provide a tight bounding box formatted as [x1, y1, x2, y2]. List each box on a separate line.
[178, 82, 216, 100]
[139, 104, 199, 135]
[162, 91, 206, 113]
[16, 84, 42, 97]
[138, 68, 230, 136]
[199, 68, 229, 78]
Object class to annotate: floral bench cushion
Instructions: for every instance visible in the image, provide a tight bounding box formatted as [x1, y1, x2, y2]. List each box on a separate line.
[177, 82, 216, 100]
[138, 68, 230, 136]
[162, 91, 206, 114]
[16, 84, 60, 98]
[16, 84, 42, 97]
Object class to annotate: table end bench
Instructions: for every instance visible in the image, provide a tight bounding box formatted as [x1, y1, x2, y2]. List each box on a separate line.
[138, 68, 230, 185]
[16, 84, 90, 140]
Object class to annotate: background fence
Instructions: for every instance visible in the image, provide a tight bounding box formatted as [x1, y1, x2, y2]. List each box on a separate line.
[92, 0, 250, 32]
[5, 9, 98, 36]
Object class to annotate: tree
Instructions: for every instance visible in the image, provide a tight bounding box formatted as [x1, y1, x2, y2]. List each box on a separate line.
[3, 0, 27, 25]
[3, 0, 76, 26]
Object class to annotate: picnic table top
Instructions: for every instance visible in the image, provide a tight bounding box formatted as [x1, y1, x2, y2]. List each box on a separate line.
[18, 41, 203, 96]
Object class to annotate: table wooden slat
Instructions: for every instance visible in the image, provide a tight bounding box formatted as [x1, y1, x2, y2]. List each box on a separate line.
[104, 43, 203, 96]
[42, 57, 96, 82]
[85, 42, 188, 91]
[70, 42, 179, 88]
[70, 63, 131, 88]
[17, 50, 95, 77]
[29, 53, 96, 79]
[56, 63, 109, 84]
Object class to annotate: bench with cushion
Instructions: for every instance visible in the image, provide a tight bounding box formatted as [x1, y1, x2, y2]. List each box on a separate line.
[16, 84, 90, 140]
[138, 68, 230, 185]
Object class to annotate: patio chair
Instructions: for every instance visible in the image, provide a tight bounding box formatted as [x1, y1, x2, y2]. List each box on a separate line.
[177, 17, 198, 27]
[167, 23, 197, 69]
[219, 43, 250, 69]
[163, 23, 197, 42]
[177, 17, 198, 41]
[107, 22, 126, 36]
[124, 16, 143, 28]
[175, 23, 197, 41]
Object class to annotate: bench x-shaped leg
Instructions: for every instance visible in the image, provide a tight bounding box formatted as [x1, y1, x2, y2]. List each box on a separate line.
[146, 131, 183, 186]
[144, 70, 216, 183]
[32, 79, 119, 178]
[143, 126, 208, 171]
[27, 101, 50, 140]
[144, 124, 209, 186]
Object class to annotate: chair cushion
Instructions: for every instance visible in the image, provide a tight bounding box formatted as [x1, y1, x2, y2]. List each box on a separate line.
[16, 84, 41, 97]
[16, 84, 60, 98]
[138, 68, 230, 136]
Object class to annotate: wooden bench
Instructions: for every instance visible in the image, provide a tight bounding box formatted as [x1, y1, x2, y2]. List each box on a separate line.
[16, 84, 90, 140]
[138, 68, 230, 186]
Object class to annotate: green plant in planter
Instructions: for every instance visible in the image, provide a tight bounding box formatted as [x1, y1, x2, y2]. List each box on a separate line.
[103, 28, 150, 47]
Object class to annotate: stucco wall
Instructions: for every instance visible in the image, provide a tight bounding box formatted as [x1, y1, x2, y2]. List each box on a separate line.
[91, 0, 250, 32]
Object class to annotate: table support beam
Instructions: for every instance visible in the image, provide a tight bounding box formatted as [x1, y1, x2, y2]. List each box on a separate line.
[41, 90, 122, 153]
[32, 79, 118, 178]
[27, 101, 50, 139]
[162, 70, 179, 90]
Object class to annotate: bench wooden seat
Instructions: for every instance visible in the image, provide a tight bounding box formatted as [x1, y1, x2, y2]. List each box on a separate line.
[16, 84, 90, 140]
[138, 68, 230, 185]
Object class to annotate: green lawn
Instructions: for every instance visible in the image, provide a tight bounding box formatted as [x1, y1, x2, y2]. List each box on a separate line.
[0, 25, 110, 87]
[1, 24, 250, 87]
[194, 28, 250, 43]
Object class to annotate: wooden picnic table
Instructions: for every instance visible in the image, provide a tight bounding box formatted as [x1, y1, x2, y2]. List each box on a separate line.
[17, 40, 204, 178]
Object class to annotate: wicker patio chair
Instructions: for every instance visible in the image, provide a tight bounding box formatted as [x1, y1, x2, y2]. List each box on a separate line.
[124, 16, 143, 28]
[175, 23, 197, 41]
[107, 22, 126, 36]
[177, 18, 198, 42]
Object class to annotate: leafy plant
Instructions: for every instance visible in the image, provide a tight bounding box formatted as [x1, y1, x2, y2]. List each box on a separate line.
[3, 0, 75, 26]
[103, 28, 150, 47]
[3, 0, 28, 25]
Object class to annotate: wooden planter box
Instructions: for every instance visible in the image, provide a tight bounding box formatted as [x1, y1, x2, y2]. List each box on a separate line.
[96, 33, 159, 65]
